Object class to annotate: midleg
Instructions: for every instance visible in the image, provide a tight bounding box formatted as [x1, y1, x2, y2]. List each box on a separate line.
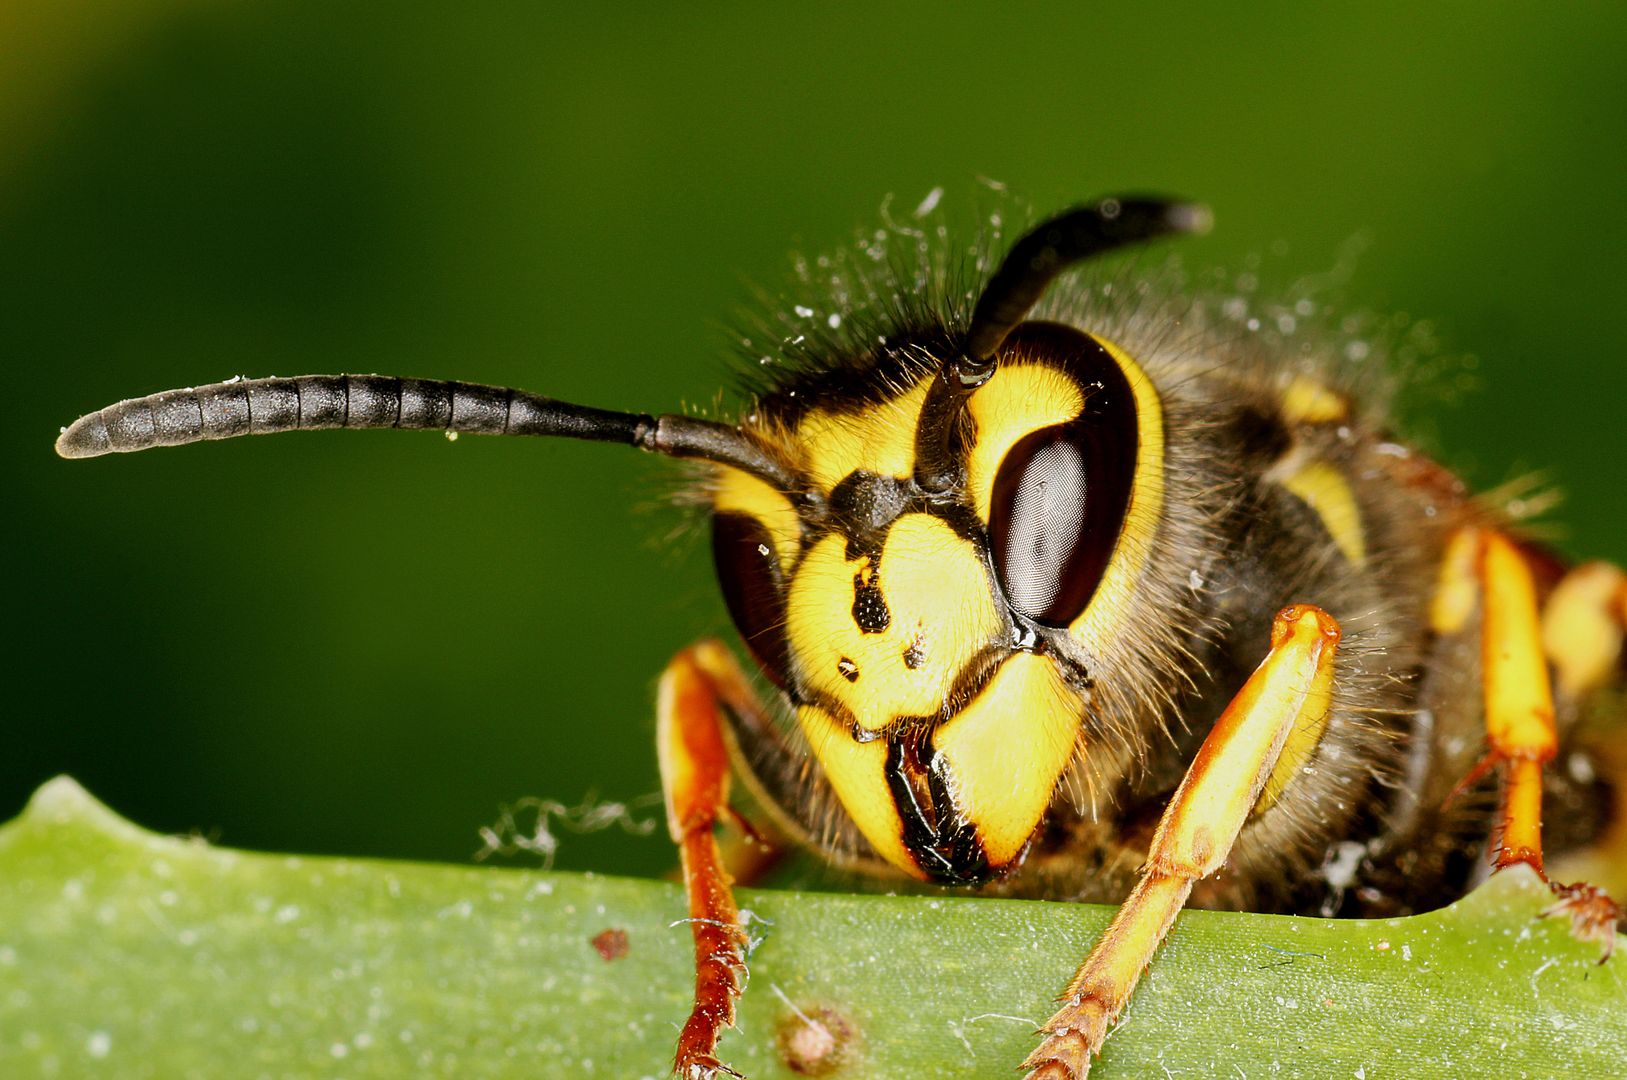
[1478, 531, 1559, 871]
[1434, 529, 1623, 953]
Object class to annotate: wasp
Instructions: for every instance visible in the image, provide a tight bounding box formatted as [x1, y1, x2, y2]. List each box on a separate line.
[56, 195, 1626, 1078]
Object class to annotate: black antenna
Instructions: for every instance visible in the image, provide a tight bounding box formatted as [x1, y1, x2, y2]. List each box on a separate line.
[913, 195, 1211, 492]
[55, 374, 796, 490]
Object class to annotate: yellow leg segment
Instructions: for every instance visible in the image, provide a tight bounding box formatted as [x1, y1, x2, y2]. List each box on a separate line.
[1542, 560, 1627, 700]
[1479, 531, 1559, 871]
[1022, 605, 1341, 1080]
[657, 640, 764, 1079]
[1436, 530, 1624, 956]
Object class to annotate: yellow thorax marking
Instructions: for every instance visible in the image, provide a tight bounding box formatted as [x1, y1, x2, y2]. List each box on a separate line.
[1268, 376, 1366, 567]
[1280, 376, 1350, 425]
[1278, 459, 1368, 567]
[785, 515, 1002, 730]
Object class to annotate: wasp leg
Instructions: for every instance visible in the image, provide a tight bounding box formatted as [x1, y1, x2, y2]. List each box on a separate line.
[1022, 605, 1341, 1080]
[1541, 560, 1626, 702]
[658, 640, 767, 1079]
[1477, 530, 1560, 872]
[1435, 530, 1623, 954]
[1541, 560, 1627, 957]
[1436, 529, 1564, 873]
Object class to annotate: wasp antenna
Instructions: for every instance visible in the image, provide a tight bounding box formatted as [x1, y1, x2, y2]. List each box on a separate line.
[56, 374, 795, 490]
[964, 195, 1210, 367]
[913, 195, 1210, 493]
[650, 413, 797, 490]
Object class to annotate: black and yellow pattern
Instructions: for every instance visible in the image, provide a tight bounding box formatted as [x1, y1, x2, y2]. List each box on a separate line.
[55, 193, 1625, 1080]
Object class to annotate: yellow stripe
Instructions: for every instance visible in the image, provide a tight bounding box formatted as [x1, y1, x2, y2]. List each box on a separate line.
[1280, 459, 1367, 567]
[1068, 335, 1165, 647]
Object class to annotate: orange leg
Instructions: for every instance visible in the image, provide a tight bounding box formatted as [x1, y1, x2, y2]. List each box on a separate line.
[1022, 605, 1341, 1080]
[657, 640, 768, 1079]
[1435, 530, 1623, 953]
[1478, 531, 1559, 872]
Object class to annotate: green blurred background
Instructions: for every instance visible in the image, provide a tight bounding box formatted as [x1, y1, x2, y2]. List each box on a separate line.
[6, 3, 1625, 880]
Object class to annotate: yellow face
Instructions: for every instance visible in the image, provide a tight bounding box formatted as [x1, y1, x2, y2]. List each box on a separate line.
[711, 323, 1165, 882]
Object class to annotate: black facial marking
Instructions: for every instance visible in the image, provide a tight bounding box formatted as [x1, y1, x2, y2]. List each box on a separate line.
[902, 636, 927, 670]
[819, 463, 990, 563]
[884, 733, 993, 885]
[837, 657, 860, 683]
[830, 470, 910, 551]
[851, 567, 891, 633]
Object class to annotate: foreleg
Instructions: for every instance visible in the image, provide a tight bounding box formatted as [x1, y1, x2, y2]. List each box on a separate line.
[658, 640, 769, 1078]
[1021, 605, 1341, 1079]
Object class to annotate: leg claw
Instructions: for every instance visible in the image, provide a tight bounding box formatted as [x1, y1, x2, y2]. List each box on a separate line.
[1021, 1001, 1111, 1079]
[673, 1053, 745, 1080]
[1542, 881, 1623, 963]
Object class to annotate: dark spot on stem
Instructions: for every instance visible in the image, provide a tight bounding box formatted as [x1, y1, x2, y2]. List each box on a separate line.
[590, 927, 629, 962]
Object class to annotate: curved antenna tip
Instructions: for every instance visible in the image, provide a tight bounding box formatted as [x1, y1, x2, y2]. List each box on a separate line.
[55, 415, 110, 459]
[1168, 200, 1214, 236]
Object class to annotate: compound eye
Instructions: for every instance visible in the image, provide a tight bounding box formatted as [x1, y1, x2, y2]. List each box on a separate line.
[711, 512, 792, 688]
[988, 415, 1134, 628]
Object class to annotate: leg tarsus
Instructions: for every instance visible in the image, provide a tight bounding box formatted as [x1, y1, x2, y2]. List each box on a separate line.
[1492, 754, 1549, 874]
[1024, 1065, 1083, 1080]
[1022, 1000, 1111, 1079]
[668, 829, 749, 1076]
[673, 1053, 745, 1080]
[1542, 881, 1623, 963]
